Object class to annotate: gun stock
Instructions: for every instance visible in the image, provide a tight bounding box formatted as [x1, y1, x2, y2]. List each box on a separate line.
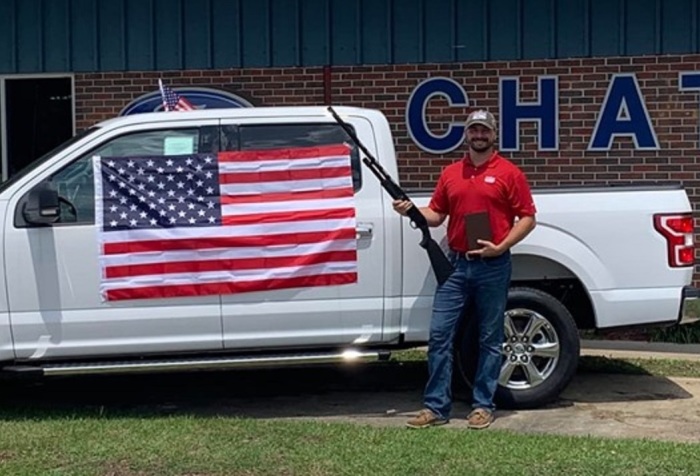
[327, 106, 454, 285]
[407, 206, 453, 285]
[424, 239, 455, 286]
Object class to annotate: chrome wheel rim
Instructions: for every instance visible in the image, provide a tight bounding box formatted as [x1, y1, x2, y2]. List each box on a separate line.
[500, 308, 560, 390]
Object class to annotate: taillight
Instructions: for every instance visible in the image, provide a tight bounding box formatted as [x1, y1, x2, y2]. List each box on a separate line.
[653, 213, 695, 267]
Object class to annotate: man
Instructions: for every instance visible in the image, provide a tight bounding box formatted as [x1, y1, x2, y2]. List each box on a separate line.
[393, 109, 536, 429]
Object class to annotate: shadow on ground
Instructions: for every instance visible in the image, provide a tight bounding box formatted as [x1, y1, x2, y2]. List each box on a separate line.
[0, 358, 692, 422]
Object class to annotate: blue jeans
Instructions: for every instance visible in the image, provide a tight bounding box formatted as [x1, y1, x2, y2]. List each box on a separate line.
[424, 251, 512, 419]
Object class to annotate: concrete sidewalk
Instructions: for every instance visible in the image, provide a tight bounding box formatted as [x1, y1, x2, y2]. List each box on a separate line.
[490, 373, 700, 442]
[581, 339, 700, 361]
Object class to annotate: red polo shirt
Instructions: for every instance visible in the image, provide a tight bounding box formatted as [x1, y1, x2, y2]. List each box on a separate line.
[429, 152, 536, 253]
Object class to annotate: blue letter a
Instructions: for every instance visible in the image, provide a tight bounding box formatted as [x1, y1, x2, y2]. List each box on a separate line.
[588, 74, 659, 151]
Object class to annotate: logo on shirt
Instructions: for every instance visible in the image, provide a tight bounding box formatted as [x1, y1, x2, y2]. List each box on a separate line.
[484, 176, 496, 184]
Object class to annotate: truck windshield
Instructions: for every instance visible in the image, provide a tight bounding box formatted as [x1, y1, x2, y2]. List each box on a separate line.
[0, 126, 101, 194]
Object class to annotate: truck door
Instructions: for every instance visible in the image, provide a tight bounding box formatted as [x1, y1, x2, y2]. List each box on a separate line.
[219, 116, 386, 349]
[4, 123, 223, 359]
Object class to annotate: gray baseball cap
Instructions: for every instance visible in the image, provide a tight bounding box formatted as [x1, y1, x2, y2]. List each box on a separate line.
[466, 110, 497, 130]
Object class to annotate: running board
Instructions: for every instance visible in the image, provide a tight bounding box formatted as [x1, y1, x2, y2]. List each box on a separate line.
[2, 349, 391, 377]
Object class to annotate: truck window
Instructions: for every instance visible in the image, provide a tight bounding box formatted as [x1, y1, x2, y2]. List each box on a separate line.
[0, 127, 100, 195]
[236, 124, 362, 192]
[16, 126, 218, 227]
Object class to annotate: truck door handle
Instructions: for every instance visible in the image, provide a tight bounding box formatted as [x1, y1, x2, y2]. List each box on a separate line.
[356, 223, 373, 239]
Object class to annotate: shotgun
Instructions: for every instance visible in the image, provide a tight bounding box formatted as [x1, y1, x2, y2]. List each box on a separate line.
[327, 106, 454, 285]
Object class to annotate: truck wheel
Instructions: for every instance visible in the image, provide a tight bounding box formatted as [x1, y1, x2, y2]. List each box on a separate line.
[454, 286, 580, 409]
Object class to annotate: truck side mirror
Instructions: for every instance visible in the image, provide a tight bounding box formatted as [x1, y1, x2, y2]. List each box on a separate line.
[23, 185, 61, 225]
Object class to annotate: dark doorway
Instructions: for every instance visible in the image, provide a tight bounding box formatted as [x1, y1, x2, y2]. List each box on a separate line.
[5, 77, 73, 179]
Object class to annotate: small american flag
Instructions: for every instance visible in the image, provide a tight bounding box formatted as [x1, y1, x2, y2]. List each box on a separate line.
[158, 79, 195, 111]
[93, 144, 358, 301]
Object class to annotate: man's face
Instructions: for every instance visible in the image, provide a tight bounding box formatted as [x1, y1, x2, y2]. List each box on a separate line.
[466, 125, 495, 152]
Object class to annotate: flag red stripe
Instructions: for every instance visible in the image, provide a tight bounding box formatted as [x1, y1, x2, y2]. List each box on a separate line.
[177, 98, 194, 110]
[105, 272, 358, 300]
[105, 250, 357, 278]
[103, 228, 357, 255]
[218, 145, 351, 163]
[220, 187, 353, 205]
[219, 166, 352, 184]
[221, 207, 355, 226]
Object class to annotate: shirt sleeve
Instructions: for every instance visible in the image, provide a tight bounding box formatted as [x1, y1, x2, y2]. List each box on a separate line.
[508, 170, 537, 217]
[428, 173, 448, 214]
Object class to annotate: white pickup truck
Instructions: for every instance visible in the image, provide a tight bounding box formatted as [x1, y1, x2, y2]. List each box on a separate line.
[0, 106, 695, 409]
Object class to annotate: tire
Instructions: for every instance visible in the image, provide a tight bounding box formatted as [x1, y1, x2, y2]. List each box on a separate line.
[454, 286, 580, 409]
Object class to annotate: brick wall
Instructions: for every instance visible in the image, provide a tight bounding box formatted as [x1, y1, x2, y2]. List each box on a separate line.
[75, 54, 700, 280]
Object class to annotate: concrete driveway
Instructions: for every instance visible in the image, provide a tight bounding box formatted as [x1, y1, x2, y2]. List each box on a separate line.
[229, 367, 700, 443]
[465, 373, 700, 442]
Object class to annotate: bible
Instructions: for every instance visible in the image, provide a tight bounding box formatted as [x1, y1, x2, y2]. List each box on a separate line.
[464, 211, 493, 251]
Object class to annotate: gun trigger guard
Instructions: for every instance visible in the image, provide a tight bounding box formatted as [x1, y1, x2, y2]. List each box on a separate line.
[408, 220, 418, 229]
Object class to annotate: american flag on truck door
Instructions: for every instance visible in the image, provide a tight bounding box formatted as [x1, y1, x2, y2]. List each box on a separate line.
[93, 144, 358, 301]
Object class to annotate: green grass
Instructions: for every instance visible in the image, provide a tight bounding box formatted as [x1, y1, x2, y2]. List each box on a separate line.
[650, 321, 700, 344]
[682, 298, 700, 319]
[578, 355, 700, 378]
[0, 412, 697, 476]
[0, 353, 697, 475]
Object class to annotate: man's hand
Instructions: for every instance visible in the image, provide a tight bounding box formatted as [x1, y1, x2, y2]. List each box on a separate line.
[392, 200, 447, 227]
[392, 199, 413, 216]
[468, 215, 536, 258]
[468, 239, 504, 258]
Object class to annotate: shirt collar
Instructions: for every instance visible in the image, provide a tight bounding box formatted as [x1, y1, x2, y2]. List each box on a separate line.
[464, 151, 499, 169]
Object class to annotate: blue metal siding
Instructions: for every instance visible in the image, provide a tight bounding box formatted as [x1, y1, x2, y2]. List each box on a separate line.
[455, 0, 487, 61]
[17, 0, 42, 72]
[3, 0, 700, 74]
[125, 0, 154, 71]
[44, 0, 71, 72]
[488, 0, 519, 61]
[661, 0, 696, 54]
[271, 0, 299, 67]
[393, 0, 423, 64]
[184, 0, 211, 69]
[556, 0, 587, 58]
[0, 1, 15, 72]
[212, 0, 241, 68]
[299, 0, 328, 65]
[71, 0, 98, 72]
[331, 0, 359, 64]
[155, 0, 183, 70]
[99, 0, 126, 71]
[522, 0, 555, 59]
[424, 0, 453, 63]
[241, 0, 270, 67]
[360, 0, 390, 64]
[625, 0, 658, 56]
[590, 0, 620, 57]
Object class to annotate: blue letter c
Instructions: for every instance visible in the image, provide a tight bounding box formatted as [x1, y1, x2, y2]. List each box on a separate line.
[406, 77, 469, 154]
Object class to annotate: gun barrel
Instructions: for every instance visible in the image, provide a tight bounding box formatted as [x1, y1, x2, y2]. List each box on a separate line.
[328, 107, 384, 168]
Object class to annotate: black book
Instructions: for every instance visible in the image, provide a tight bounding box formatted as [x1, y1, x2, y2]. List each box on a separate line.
[464, 211, 493, 251]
